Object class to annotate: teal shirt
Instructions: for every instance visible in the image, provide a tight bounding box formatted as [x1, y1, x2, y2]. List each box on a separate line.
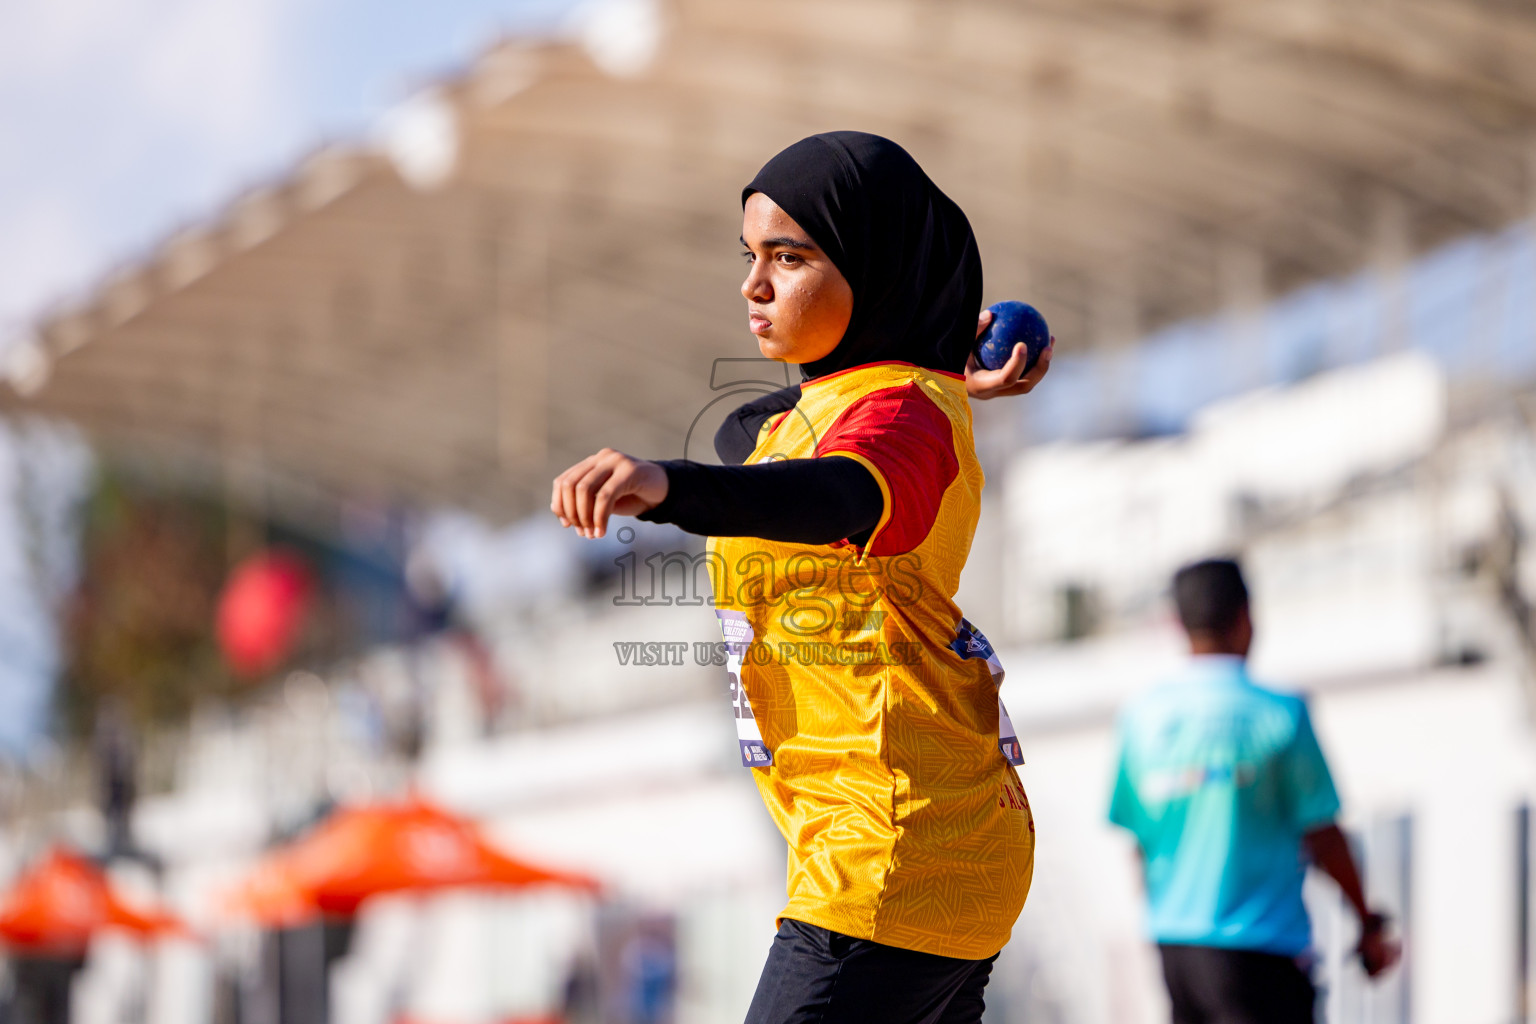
[1108, 655, 1340, 955]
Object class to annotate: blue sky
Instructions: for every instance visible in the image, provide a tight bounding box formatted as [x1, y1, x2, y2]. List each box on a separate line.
[0, 0, 581, 338]
[0, 0, 592, 756]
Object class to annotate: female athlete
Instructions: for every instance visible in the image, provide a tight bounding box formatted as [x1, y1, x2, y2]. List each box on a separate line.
[551, 132, 1050, 1024]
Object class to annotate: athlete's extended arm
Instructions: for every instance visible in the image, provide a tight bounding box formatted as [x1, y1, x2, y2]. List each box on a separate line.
[551, 450, 882, 544]
[641, 457, 881, 543]
[1303, 823, 1402, 978]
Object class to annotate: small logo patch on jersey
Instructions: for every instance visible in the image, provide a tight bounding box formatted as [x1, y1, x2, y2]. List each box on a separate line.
[740, 741, 772, 767]
[718, 609, 773, 768]
[952, 618, 1025, 766]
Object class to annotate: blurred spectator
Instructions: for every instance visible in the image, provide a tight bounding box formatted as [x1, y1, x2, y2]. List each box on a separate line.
[617, 917, 675, 1024]
[92, 698, 137, 861]
[404, 546, 508, 742]
[1108, 559, 1400, 1024]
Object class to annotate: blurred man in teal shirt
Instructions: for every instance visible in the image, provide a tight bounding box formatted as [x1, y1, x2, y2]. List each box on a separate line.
[1109, 559, 1399, 1024]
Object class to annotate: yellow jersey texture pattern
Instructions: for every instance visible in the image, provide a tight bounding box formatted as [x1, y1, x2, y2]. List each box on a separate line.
[707, 361, 1034, 960]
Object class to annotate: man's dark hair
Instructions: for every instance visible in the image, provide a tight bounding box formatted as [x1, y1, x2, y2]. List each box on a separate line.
[1172, 558, 1249, 635]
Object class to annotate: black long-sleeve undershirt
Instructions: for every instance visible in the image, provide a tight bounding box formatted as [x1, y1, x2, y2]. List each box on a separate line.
[636, 384, 884, 545]
[638, 456, 882, 545]
[713, 384, 802, 465]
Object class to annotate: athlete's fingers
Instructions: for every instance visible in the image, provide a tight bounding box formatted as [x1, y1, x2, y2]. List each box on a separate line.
[589, 458, 627, 537]
[974, 308, 994, 340]
[554, 458, 595, 529]
[552, 451, 599, 525]
[554, 462, 584, 523]
[552, 463, 573, 518]
[591, 459, 636, 538]
[987, 339, 1055, 398]
[587, 451, 636, 534]
[573, 455, 618, 534]
[964, 340, 1032, 400]
[556, 471, 580, 531]
[999, 342, 1029, 382]
[1014, 338, 1054, 393]
[554, 451, 608, 532]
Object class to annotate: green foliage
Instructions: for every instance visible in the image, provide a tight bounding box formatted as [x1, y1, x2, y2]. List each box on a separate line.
[57, 474, 239, 737]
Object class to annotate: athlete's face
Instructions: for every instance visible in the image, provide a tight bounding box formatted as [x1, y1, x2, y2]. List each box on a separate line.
[741, 192, 853, 364]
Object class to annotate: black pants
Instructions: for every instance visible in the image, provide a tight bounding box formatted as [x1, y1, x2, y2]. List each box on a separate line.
[745, 918, 996, 1024]
[1158, 944, 1317, 1024]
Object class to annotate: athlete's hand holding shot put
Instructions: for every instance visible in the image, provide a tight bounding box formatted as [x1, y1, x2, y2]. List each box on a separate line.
[550, 133, 1052, 1024]
[965, 307, 1054, 400]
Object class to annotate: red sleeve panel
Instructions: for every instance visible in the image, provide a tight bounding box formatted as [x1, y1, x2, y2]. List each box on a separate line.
[815, 382, 959, 556]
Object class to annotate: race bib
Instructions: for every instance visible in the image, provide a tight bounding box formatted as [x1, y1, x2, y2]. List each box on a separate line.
[951, 618, 1024, 766]
[717, 609, 773, 767]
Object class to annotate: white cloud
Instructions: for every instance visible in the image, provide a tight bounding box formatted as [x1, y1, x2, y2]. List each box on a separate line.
[137, 0, 299, 149]
[0, 0, 305, 330]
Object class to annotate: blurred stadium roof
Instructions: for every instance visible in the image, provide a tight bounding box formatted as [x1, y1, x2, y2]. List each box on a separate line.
[6, 0, 1536, 521]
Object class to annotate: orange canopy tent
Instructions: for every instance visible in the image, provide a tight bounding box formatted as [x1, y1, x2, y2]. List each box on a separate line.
[224, 797, 599, 926]
[394, 1018, 561, 1024]
[0, 848, 188, 957]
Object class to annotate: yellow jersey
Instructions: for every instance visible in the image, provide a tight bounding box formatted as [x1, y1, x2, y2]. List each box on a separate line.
[706, 361, 1034, 960]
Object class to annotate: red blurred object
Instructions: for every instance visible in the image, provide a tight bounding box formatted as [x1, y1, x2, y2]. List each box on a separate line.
[223, 797, 599, 925]
[0, 848, 189, 957]
[216, 549, 314, 677]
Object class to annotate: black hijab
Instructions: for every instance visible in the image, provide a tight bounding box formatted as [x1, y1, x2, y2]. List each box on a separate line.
[743, 131, 982, 380]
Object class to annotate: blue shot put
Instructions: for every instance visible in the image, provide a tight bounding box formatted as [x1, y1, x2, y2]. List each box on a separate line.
[975, 301, 1050, 373]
